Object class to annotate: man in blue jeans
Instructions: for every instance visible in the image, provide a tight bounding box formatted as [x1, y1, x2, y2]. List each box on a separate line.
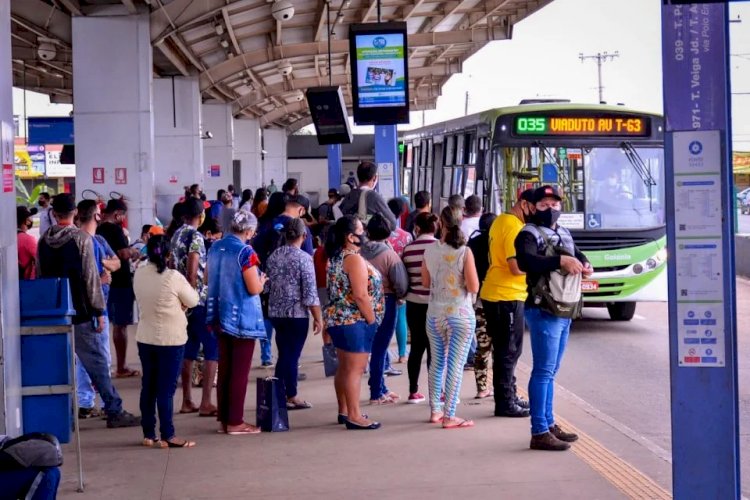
[514, 186, 592, 451]
[75, 200, 121, 418]
[37, 194, 140, 428]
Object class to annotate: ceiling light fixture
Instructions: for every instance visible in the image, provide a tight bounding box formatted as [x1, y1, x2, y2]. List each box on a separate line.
[215, 24, 225, 35]
[220, 39, 229, 48]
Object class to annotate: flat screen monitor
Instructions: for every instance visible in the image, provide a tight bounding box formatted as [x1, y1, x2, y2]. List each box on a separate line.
[306, 86, 353, 145]
[349, 22, 410, 125]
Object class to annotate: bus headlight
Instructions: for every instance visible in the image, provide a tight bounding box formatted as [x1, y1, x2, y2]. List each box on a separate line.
[629, 248, 666, 276]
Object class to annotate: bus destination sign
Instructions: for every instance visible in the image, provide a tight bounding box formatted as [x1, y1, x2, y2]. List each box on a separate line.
[514, 115, 649, 137]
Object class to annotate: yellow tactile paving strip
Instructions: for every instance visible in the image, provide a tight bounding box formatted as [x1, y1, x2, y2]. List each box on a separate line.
[518, 390, 672, 499]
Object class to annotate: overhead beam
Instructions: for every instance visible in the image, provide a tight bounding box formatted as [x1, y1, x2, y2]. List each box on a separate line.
[151, 0, 265, 45]
[467, 0, 512, 29]
[57, 0, 83, 16]
[11, 0, 72, 43]
[155, 39, 191, 76]
[121, 0, 137, 15]
[201, 26, 510, 91]
[313, 0, 328, 42]
[360, 0, 377, 23]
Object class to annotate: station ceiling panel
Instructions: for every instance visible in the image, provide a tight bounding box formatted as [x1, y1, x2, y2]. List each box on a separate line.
[10, 0, 552, 130]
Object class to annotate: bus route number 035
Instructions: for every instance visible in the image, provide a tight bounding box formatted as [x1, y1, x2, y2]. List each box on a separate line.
[517, 117, 547, 134]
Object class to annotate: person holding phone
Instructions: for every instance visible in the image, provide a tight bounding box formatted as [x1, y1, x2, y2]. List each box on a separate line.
[206, 211, 268, 435]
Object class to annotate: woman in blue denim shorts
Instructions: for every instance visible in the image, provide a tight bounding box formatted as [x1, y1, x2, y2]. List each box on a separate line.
[324, 216, 385, 430]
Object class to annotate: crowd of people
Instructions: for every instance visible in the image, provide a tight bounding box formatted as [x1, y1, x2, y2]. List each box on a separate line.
[17, 160, 593, 452]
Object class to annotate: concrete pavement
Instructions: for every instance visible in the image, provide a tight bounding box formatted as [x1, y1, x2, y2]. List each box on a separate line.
[56, 328, 671, 500]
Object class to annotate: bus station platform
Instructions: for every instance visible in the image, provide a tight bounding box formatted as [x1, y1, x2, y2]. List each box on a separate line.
[56, 333, 673, 500]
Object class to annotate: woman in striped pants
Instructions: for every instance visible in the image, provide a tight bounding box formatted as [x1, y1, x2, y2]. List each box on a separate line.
[421, 207, 480, 429]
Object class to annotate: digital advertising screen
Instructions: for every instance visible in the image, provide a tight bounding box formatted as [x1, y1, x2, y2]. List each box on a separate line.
[349, 23, 410, 125]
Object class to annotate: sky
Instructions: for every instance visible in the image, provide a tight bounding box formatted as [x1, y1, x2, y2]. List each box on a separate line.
[12, 0, 750, 147]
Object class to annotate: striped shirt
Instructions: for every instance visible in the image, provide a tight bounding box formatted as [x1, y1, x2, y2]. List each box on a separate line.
[402, 234, 437, 304]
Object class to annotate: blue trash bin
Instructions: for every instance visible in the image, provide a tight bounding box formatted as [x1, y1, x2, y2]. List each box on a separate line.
[19, 279, 76, 443]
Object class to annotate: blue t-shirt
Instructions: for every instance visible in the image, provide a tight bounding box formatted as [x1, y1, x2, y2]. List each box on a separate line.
[273, 215, 314, 256]
[93, 235, 115, 313]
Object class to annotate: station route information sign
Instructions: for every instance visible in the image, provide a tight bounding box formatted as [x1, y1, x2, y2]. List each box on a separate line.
[513, 114, 649, 137]
[673, 130, 724, 367]
[664, 4, 731, 370]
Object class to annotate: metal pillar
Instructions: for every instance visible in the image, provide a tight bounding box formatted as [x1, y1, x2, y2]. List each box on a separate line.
[327, 144, 342, 189]
[0, 0, 22, 437]
[374, 125, 399, 201]
[662, 3, 740, 498]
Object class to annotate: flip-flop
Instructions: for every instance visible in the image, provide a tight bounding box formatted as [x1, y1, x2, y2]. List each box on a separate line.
[475, 390, 493, 399]
[429, 413, 444, 424]
[442, 418, 475, 429]
[115, 369, 141, 378]
[165, 438, 196, 448]
[227, 425, 261, 436]
[179, 406, 199, 414]
[198, 409, 218, 417]
[286, 401, 312, 410]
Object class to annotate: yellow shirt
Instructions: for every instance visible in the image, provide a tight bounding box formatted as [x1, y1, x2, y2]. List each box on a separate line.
[479, 213, 528, 302]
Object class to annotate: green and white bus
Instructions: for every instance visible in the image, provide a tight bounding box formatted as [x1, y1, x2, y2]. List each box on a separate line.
[400, 102, 666, 321]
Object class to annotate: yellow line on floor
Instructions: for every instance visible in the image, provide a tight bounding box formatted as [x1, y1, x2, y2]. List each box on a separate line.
[518, 390, 672, 499]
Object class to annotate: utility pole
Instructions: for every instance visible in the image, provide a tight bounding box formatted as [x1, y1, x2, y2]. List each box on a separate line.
[579, 51, 619, 103]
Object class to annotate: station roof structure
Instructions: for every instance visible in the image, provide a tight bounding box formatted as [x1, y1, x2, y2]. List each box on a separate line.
[9, 0, 551, 131]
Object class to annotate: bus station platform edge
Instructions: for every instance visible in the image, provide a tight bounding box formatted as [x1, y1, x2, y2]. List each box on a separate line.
[57, 330, 672, 500]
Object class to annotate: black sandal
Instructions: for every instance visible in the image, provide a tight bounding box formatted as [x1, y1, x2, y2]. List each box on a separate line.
[165, 438, 196, 448]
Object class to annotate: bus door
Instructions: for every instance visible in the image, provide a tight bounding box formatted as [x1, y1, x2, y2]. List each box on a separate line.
[431, 141, 444, 211]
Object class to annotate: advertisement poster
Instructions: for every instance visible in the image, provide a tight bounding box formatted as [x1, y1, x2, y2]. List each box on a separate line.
[14, 142, 45, 179]
[45, 145, 75, 178]
[354, 33, 406, 108]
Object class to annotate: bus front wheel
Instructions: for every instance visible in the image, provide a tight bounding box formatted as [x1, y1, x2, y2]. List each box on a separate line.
[607, 302, 636, 321]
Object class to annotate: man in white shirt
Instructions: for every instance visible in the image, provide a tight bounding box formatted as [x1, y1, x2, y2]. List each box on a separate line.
[38, 192, 56, 236]
[461, 195, 483, 240]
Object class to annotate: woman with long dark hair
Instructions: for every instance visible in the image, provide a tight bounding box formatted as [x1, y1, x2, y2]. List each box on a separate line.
[266, 218, 323, 409]
[239, 189, 253, 211]
[250, 188, 268, 218]
[166, 202, 185, 240]
[325, 216, 385, 430]
[421, 207, 480, 429]
[134, 235, 199, 448]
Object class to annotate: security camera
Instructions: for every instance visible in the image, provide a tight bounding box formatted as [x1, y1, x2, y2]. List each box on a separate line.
[202, 131, 214, 139]
[271, 0, 295, 21]
[278, 60, 293, 77]
[37, 42, 56, 61]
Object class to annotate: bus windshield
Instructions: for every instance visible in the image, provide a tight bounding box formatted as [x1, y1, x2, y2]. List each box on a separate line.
[583, 147, 664, 229]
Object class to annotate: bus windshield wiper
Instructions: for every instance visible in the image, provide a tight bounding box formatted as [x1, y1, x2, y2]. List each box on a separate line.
[621, 141, 657, 210]
[621, 142, 657, 188]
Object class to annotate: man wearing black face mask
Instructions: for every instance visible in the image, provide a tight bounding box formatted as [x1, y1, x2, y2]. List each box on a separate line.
[515, 185, 592, 452]
[479, 189, 536, 417]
